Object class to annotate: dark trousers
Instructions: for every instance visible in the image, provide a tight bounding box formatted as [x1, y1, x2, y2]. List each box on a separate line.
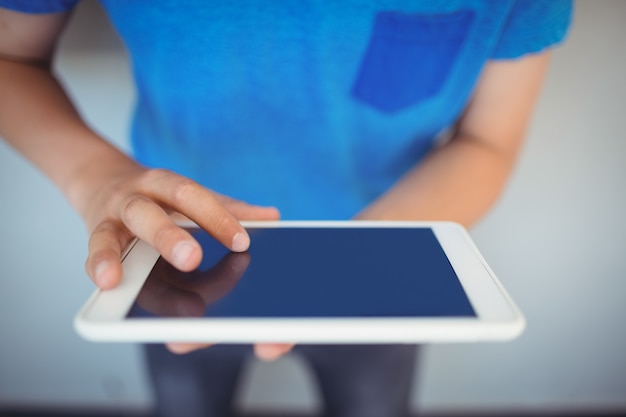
[144, 343, 418, 417]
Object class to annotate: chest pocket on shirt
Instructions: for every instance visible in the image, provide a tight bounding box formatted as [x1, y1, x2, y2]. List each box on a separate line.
[352, 10, 474, 114]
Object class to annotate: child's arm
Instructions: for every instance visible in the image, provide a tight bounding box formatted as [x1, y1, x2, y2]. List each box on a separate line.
[357, 52, 552, 227]
[0, 8, 276, 289]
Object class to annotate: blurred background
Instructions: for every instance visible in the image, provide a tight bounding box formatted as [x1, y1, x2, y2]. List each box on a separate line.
[1, 1, 625, 415]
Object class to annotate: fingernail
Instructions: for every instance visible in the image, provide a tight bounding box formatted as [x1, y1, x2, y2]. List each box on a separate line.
[172, 241, 196, 269]
[232, 232, 250, 252]
[95, 261, 112, 288]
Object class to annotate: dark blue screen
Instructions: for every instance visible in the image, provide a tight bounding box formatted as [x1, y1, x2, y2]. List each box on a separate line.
[127, 227, 476, 319]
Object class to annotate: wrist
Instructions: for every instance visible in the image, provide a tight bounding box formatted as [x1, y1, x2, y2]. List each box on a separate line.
[62, 140, 141, 223]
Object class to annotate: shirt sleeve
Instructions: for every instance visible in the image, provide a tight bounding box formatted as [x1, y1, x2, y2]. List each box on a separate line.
[0, 0, 80, 13]
[491, 0, 573, 59]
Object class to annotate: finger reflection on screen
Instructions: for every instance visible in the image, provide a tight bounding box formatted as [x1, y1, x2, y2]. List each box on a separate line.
[136, 251, 250, 318]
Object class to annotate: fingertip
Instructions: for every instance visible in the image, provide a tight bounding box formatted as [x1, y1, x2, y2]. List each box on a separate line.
[231, 231, 250, 252]
[171, 240, 202, 271]
[254, 344, 292, 361]
[165, 343, 190, 354]
[94, 260, 121, 289]
[166, 342, 212, 355]
[265, 206, 281, 220]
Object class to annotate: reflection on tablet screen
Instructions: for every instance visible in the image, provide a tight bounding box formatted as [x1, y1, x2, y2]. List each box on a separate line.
[127, 228, 476, 319]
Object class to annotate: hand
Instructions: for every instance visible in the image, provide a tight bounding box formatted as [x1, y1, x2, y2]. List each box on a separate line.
[76, 163, 292, 359]
[80, 165, 279, 289]
[166, 341, 295, 361]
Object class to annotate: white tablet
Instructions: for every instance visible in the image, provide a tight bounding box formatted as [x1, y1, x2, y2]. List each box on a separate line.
[74, 221, 525, 344]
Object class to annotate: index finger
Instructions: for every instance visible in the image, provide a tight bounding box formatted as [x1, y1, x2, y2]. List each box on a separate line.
[141, 170, 250, 252]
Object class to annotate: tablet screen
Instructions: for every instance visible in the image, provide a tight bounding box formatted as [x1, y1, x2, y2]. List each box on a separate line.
[127, 227, 476, 319]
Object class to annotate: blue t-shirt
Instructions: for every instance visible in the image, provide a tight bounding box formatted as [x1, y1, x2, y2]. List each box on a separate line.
[2, 0, 572, 219]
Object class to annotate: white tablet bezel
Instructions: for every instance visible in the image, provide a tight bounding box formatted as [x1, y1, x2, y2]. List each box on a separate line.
[74, 221, 525, 344]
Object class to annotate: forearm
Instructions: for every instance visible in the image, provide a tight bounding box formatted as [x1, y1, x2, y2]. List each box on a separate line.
[358, 53, 551, 227]
[0, 58, 138, 216]
[356, 134, 517, 228]
[0, 56, 275, 292]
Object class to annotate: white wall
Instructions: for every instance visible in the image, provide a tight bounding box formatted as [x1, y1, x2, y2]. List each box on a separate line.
[1, 1, 625, 413]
